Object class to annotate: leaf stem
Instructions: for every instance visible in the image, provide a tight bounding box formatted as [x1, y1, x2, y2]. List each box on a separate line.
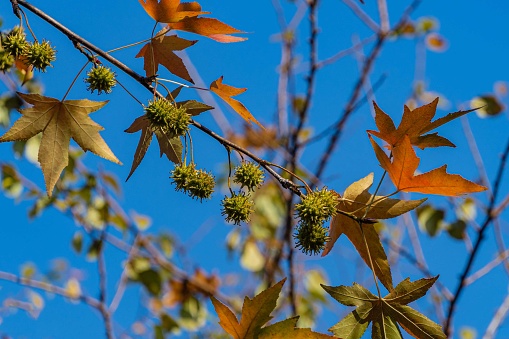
[61, 60, 90, 101]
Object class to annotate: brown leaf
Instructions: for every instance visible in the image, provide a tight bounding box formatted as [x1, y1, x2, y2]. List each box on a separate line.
[125, 115, 182, 180]
[135, 31, 197, 82]
[168, 17, 247, 43]
[369, 135, 487, 196]
[323, 174, 425, 291]
[210, 76, 263, 128]
[0, 93, 120, 196]
[368, 98, 477, 150]
[138, 0, 207, 23]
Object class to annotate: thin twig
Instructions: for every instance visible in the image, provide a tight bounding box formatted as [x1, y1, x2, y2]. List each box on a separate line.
[314, 0, 421, 180]
[444, 137, 509, 336]
[0, 271, 101, 308]
[342, 0, 380, 32]
[483, 292, 509, 339]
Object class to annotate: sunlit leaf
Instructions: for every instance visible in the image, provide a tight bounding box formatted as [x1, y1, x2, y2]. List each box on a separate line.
[0, 93, 120, 196]
[369, 135, 487, 196]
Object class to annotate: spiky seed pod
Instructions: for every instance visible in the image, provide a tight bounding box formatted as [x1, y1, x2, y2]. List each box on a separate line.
[145, 98, 190, 137]
[187, 169, 215, 201]
[85, 65, 116, 94]
[295, 187, 339, 225]
[294, 222, 329, 255]
[170, 163, 196, 193]
[23, 40, 56, 72]
[233, 162, 264, 191]
[221, 192, 254, 226]
[1, 28, 28, 58]
[0, 48, 15, 72]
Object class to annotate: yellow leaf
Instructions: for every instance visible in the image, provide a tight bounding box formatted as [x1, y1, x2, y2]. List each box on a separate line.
[0, 93, 120, 196]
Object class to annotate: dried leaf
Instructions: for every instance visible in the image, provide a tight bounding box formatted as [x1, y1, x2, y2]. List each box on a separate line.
[323, 173, 426, 291]
[0, 93, 120, 196]
[210, 76, 263, 128]
[135, 31, 197, 82]
[211, 278, 332, 338]
[369, 135, 487, 196]
[368, 98, 477, 150]
[169, 17, 247, 43]
[125, 115, 182, 180]
[138, 0, 207, 23]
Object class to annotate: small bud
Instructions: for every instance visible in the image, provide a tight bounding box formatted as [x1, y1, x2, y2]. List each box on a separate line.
[85, 65, 116, 94]
[221, 192, 254, 226]
[233, 162, 264, 191]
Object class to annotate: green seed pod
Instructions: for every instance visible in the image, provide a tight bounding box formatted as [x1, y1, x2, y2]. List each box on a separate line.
[187, 169, 215, 201]
[233, 162, 264, 191]
[145, 98, 191, 137]
[221, 192, 254, 226]
[1, 28, 28, 58]
[85, 65, 116, 94]
[170, 163, 196, 193]
[294, 222, 329, 255]
[295, 187, 338, 224]
[0, 47, 15, 72]
[23, 40, 56, 72]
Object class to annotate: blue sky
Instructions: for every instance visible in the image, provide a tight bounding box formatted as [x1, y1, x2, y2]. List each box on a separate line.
[1, 0, 509, 338]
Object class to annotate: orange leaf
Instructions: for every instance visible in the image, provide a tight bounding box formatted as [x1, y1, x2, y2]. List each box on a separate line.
[368, 98, 477, 150]
[210, 76, 263, 128]
[168, 17, 247, 43]
[135, 31, 197, 83]
[369, 135, 487, 196]
[138, 0, 207, 23]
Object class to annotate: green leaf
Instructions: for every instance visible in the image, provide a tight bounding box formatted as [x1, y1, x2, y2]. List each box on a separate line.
[447, 220, 466, 240]
[372, 305, 403, 339]
[471, 95, 504, 117]
[328, 304, 372, 338]
[387, 304, 446, 339]
[385, 276, 438, 305]
[71, 232, 83, 254]
[417, 205, 445, 237]
[321, 283, 377, 307]
[259, 316, 334, 338]
[177, 100, 214, 116]
[138, 269, 162, 296]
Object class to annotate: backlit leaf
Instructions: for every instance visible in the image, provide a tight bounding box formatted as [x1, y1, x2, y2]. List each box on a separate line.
[125, 115, 182, 180]
[210, 76, 263, 128]
[135, 31, 196, 82]
[369, 135, 487, 196]
[0, 93, 120, 196]
[368, 98, 477, 150]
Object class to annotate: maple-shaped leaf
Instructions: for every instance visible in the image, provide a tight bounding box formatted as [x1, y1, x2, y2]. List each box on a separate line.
[322, 277, 446, 339]
[323, 173, 426, 291]
[168, 17, 247, 43]
[369, 135, 487, 196]
[210, 76, 263, 128]
[368, 98, 478, 149]
[135, 30, 197, 82]
[125, 115, 182, 180]
[211, 278, 334, 339]
[0, 93, 120, 196]
[138, 0, 207, 23]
